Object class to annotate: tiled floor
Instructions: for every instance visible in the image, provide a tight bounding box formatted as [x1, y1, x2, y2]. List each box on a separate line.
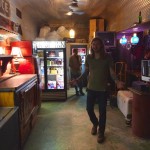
[23, 88, 150, 150]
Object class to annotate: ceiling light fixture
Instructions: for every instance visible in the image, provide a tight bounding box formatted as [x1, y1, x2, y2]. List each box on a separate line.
[69, 29, 75, 38]
[66, 11, 73, 16]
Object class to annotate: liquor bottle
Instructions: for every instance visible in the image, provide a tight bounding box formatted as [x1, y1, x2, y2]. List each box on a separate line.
[138, 11, 142, 24]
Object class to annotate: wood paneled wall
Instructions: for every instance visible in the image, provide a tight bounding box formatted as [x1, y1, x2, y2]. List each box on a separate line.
[107, 0, 150, 32]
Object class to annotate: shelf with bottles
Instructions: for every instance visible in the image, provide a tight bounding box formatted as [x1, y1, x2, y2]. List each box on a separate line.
[47, 58, 63, 66]
[47, 80, 64, 89]
[47, 65, 63, 67]
[47, 74, 64, 89]
[47, 50, 63, 58]
[47, 56, 63, 59]
[47, 67, 64, 75]
[48, 73, 64, 76]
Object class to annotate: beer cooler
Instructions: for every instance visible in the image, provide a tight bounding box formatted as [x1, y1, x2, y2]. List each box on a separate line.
[32, 41, 67, 101]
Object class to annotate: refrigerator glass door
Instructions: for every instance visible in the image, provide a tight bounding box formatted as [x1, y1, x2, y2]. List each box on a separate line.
[46, 49, 64, 90]
[37, 50, 45, 90]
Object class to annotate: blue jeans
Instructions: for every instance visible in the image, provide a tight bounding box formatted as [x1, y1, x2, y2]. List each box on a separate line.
[86, 89, 107, 133]
[71, 72, 83, 93]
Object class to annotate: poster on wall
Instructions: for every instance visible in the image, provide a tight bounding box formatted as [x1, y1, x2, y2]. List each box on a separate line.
[0, 15, 13, 30]
[0, 0, 10, 17]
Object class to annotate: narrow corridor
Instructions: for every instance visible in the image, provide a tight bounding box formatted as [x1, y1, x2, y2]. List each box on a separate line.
[24, 88, 150, 150]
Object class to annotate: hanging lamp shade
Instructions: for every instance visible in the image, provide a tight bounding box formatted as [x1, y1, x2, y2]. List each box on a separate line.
[11, 47, 23, 58]
[120, 35, 127, 45]
[131, 33, 139, 44]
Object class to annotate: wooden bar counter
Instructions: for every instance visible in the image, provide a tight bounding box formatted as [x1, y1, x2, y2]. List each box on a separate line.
[0, 74, 40, 149]
[128, 87, 150, 139]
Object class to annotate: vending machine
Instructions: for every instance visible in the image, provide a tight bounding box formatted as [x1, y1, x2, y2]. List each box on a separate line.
[32, 41, 67, 101]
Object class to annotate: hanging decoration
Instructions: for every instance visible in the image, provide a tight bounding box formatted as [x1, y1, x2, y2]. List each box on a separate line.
[120, 35, 127, 45]
[131, 33, 139, 45]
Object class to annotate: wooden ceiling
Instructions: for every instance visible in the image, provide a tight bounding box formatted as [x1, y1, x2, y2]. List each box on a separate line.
[13, 0, 127, 22]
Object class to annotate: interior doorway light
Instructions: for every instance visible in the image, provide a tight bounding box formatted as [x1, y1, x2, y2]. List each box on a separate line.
[69, 29, 75, 38]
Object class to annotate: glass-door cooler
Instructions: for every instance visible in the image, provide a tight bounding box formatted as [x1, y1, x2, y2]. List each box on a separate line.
[46, 49, 64, 90]
[32, 41, 67, 101]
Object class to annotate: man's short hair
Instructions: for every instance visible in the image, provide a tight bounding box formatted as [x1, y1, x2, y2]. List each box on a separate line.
[73, 48, 78, 53]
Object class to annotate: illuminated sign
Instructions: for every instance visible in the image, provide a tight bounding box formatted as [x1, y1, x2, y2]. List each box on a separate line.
[33, 41, 66, 49]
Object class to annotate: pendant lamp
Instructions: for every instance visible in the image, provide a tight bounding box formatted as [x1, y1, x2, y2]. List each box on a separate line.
[120, 35, 127, 45]
[131, 33, 139, 45]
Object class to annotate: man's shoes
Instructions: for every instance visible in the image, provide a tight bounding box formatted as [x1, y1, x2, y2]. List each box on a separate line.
[80, 91, 85, 96]
[91, 125, 97, 135]
[97, 132, 105, 143]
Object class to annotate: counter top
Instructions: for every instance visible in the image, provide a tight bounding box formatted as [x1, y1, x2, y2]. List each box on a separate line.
[0, 74, 37, 92]
[128, 87, 150, 96]
[0, 74, 17, 83]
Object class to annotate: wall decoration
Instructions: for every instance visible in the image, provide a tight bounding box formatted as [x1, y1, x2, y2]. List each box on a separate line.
[0, 0, 10, 17]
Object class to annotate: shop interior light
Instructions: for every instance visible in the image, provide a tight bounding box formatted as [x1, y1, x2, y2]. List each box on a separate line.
[131, 33, 139, 44]
[120, 35, 127, 45]
[11, 47, 23, 73]
[11, 47, 23, 58]
[69, 29, 75, 38]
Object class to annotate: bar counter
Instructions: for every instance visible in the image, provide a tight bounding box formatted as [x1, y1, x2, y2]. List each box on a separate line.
[128, 87, 150, 139]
